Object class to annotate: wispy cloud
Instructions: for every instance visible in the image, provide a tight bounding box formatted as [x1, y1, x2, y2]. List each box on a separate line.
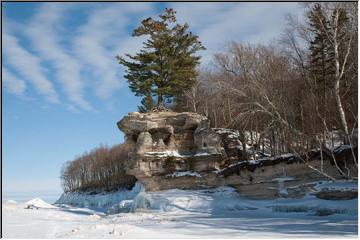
[2, 67, 27, 95]
[3, 32, 59, 103]
[25, 3, 92, 111]
[3, 2, 302, 110]
[172, 3, 302, 63]
[3, 2, 154, 110]
[74, 3, 154, 100]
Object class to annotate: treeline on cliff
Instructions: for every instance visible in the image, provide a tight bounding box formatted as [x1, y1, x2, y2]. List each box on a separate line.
[172, 3, 358, 155]
[118, 3, 357, 155]
[60, 144, 136, 193]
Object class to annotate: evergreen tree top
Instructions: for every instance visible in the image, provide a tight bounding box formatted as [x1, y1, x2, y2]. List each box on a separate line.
[116, 8, 205, 111]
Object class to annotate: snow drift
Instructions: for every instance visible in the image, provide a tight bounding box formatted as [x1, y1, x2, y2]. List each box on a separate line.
[26, 198, 57, 209]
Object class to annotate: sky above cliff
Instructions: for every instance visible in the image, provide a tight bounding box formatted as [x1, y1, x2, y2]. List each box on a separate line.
[2, 2, 303, 192]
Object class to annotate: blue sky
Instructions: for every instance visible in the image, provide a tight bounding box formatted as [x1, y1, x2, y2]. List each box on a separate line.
[2, 2, 303, 192]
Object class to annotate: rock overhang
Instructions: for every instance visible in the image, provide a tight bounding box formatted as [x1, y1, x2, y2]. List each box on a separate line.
[117, 111, 243, 190]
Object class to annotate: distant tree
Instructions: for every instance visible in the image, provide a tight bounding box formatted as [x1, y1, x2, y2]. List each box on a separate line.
[60, 144, 136, 192]
[117, 8, 205, 110]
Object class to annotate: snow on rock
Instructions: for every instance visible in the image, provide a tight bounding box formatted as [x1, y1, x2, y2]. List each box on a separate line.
[165, 171, 202, 178]
[217, 153, 299, 174]
[194, 152, 212, 156]
[55, 182, 144, 212]
[212, 128, 240, 138]
[144, 150, 215, 158]
[323, 130, 356, 150]
[333, 144, 353, 153]
[25, 198, 56, 209]
[256, 153, 296, 162]
[278, 153, 296, 159]
[144, 150, 190, 157]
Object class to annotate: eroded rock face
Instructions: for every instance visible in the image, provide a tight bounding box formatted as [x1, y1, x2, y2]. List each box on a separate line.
[117, 112, 243, 190]
[117, 111, 357, 197]
[118, 112, 208, 154]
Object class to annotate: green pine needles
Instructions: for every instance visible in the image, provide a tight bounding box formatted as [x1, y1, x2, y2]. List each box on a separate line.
[116, 8, 205, 112]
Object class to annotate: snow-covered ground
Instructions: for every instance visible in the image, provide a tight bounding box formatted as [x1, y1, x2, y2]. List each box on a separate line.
[2, 181, 358, 238]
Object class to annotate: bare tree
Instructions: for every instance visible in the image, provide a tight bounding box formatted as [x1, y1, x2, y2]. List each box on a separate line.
[60, 144, 136, 192]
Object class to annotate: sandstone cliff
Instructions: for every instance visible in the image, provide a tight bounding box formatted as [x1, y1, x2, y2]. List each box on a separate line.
[117, 111, 357, 199]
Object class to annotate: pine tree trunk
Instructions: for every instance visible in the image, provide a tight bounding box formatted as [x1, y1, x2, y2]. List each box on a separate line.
[157, 94, 164, 107]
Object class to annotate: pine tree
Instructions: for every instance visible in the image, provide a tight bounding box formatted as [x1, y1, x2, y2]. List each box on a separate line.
[307, 4, 334, 126]
[308, 4, 333, 87]
[117, 8, 205, 111]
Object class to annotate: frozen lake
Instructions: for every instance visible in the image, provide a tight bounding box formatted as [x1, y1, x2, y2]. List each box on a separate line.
[2, 183, 358, 238]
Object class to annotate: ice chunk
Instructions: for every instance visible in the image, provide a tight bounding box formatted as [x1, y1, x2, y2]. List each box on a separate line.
[108, 200, 134, 214]
[56, 182, 145, 212]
